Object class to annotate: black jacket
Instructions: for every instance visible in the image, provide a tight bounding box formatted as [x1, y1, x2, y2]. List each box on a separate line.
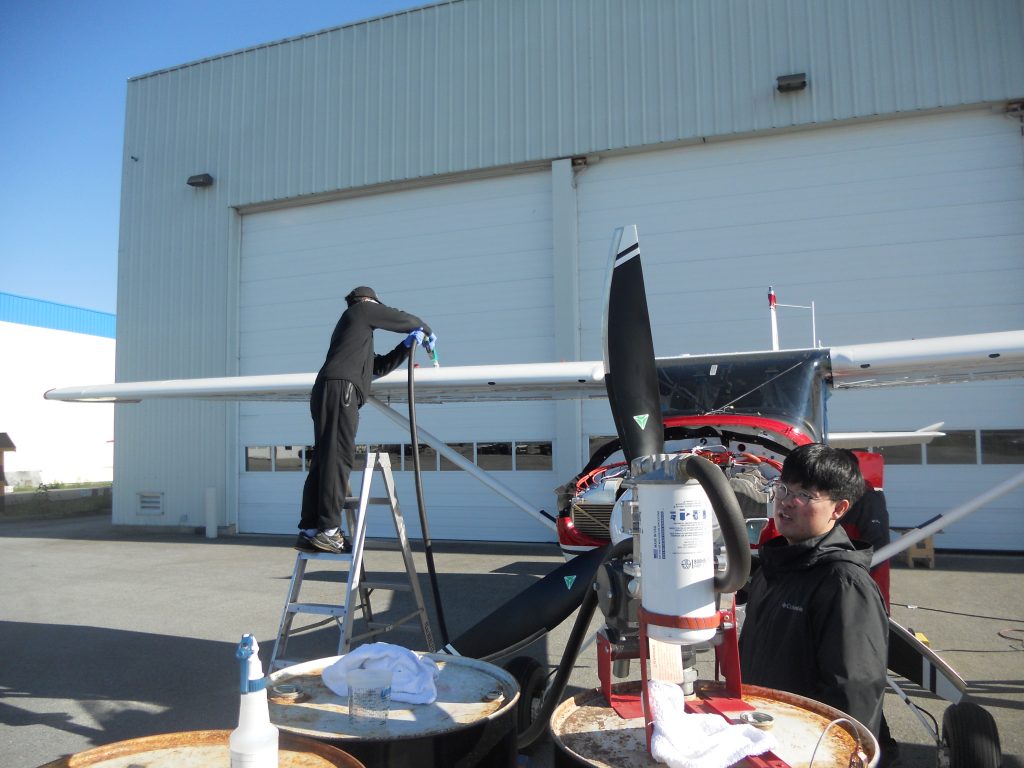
[317, 300, 431, 402]
[738, 524, 888, 734]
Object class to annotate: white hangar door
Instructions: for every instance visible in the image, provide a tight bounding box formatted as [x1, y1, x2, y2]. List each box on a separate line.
[236, 171, 559, 541]
[575, 109, 1024, 550]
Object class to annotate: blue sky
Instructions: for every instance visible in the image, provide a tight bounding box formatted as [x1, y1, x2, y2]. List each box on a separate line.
[1, 0, 422, 314]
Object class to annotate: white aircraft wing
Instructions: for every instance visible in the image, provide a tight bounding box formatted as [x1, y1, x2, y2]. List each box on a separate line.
[44, 331, 1024, 404]
[828, 330, 1024, 389]
[826, 423, 945, 449]
[44, 361, 608, 404]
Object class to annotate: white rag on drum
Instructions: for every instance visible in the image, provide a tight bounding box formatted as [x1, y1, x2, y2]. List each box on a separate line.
[322, 642, 440, 705]
[648, 681, 777, 768]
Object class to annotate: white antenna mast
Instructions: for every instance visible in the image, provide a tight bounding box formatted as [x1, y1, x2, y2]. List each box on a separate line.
[768, 287, 819, 349]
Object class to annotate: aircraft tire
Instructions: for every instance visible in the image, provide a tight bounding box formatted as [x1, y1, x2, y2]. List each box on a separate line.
[504, 655, 547, 743]
[940, 700, 1001, 768]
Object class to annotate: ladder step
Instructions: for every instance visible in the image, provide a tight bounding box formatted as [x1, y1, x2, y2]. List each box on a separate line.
[365, 621, 423, 634]
[288, 602, 348, 617]
[365, 609, 430, 632]
[343, 497, 393, 507]
[362, 580, 412, 592]
[298, 551, 352, 562]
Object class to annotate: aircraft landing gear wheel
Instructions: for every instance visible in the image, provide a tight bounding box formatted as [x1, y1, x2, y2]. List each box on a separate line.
[940, 701, 1001, 768]
[504, 656, 547, 744]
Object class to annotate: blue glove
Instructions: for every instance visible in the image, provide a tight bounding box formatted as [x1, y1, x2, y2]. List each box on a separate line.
[425, 332, 437, 351]
[403, 328, 426, 348]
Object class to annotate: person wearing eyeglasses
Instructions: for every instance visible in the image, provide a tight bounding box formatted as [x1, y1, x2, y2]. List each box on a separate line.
[738, 443, 889, 759]
[296, 286, 435, 555]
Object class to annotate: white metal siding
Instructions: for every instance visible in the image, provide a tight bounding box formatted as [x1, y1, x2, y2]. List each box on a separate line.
[575, 108, 1024, 550]
[1, 322, 114, 486]
[576, 109, 1024, 356]
[237, 171, 557, 540]
[124, 0, 1024, 208]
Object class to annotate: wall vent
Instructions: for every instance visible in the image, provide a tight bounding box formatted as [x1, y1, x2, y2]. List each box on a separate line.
[138, 492, 164, 515]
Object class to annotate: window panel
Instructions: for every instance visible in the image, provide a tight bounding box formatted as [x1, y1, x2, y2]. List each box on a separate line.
[980, 430, 1024, 464]
[515, 441, 552, 471]
[441, 443, 474, 471]
[926, 430, 977, 465]
[411, 443, 437, 471]
[589, 435, 617, 460]
[245, 446, 271, 472]
[375, 444, 403, 472]
[876, 443, 923, 466]
[353, 444, 369, 471]
[275, 445, 303, 471]
[477, 442, 513, 470]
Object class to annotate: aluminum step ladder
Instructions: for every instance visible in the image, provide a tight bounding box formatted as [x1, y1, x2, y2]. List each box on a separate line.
[270, 452, 435, 670]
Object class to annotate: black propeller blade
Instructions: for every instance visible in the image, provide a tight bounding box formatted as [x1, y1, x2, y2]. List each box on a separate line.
[444, 228, 667, 660]
[602, 225, 665, 463]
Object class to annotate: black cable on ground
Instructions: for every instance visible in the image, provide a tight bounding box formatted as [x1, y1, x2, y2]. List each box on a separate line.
[891, 602, 1024, 624]
[407, 345, 450, 648]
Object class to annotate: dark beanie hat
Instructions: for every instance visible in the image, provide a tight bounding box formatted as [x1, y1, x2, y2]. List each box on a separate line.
[345, 286, 379, 305]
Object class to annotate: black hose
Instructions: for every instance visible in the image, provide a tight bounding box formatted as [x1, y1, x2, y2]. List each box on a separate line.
[517, 538, 634, 749]
[407, 345, 450, 648]
[683, 455, 752, 594]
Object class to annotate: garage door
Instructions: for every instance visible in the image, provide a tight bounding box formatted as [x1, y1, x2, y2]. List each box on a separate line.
[236, 171, 560, 541]
[574, 108, 1024, 550]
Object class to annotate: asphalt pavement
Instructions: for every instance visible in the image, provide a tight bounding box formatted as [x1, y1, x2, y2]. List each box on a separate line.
[1, 511, 1021, 767]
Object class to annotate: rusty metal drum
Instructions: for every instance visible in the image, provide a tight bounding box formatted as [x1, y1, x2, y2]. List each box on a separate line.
[549, 681, 879, 768]
[35, 729, 364, 767]
[268, 653, 519, 768]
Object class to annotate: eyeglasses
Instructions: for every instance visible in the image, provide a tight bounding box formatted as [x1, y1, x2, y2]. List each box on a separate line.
[768, 482, 834, 505]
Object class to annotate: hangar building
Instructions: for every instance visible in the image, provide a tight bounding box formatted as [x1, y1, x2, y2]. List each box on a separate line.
[110, 0, 1023, 549]
[1, 292, 115, 488]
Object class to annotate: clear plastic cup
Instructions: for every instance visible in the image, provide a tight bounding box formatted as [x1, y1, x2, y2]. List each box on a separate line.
[347, 667, 393, 733]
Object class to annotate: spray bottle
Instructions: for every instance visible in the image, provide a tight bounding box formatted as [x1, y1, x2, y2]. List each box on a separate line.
[424, 338, 440, 368]
[229, 634, 279, 767]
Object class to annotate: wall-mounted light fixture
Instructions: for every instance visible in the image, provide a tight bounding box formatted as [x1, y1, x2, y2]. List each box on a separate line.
[187, 173, 214, 188]
[776, 73, 807, 93]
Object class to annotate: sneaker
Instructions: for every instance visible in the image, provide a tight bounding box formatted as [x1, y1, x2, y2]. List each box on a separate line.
[293, 532, 317, 552]
[311, 530, 352, 554]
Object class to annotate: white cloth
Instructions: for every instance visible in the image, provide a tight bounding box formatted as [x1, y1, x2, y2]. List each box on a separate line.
[322, 642, 439, 705]
[648, 681, 778, 768]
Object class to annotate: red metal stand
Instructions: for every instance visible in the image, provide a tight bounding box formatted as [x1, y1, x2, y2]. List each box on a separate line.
[595, 599, 791, 766]
[597, 630, 645, 719]
[635, 600, 789, 767]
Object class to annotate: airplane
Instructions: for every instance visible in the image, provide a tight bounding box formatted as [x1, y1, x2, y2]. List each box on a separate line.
[46, 226, 1024, 768]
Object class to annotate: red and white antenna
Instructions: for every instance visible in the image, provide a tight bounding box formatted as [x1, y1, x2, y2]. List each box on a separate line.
[768, 286, 819, 350]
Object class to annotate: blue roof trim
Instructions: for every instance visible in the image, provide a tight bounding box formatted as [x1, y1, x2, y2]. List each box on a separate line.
[0, 292, 116, 339]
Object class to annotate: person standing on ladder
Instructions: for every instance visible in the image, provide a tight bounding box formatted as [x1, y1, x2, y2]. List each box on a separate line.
[297, 286, 435, 555]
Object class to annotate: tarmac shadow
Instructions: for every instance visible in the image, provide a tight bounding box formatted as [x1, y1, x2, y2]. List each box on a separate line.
[0, 621, 243, 749]
[284, 563, 567, 661]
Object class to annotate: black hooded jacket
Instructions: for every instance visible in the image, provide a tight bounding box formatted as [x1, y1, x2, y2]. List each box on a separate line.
[317, 300, 432, 403]
[738, 524, 888, 734]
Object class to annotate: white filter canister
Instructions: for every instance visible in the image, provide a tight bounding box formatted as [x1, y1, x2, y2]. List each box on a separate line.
[638, 479, 716, 645]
